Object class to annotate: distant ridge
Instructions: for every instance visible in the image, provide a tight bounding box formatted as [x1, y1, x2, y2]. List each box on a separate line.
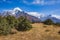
[0, 7, 60, 23]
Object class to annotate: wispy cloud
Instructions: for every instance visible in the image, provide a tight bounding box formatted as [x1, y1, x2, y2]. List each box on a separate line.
[0, 0, 12, 3]
[32, 0, 44, 5]
[23, 0, 60, 5]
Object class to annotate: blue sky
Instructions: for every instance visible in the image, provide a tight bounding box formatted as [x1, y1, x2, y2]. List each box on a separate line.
[0, 0, 60, 15]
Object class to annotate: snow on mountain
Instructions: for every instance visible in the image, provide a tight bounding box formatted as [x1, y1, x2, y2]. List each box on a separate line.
[0, 7, 60, 23]
[0, 7, 41, 22]
[46, 14, 60, 20]
[13, 7, 22, 12]
[1, 10, 13, 16]
[48, 14, 60, 23]
[26, 12, 60, 23]
[1, 7, 23, 16]
[13, 7, 23, 14]
[41, 14, 60, 23]
[51, 14, 60, 19]
[27, 12, 60, 21]
[27, 12, 45, 18]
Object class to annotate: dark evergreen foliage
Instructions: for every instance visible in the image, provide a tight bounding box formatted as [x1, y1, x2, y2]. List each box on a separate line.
[43, 19, 54, 25]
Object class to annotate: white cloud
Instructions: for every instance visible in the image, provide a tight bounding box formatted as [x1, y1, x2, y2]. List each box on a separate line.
[51, 14, 60, 19]
[32, 0, 41, 4]
[27, 12, 45, 18]
[23, 0, 32, 5]
[23, 0, 60, 5]
[32, 0, 44, 5]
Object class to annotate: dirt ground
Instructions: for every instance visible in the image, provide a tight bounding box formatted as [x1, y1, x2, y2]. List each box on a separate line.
[0, 23, 60, 40]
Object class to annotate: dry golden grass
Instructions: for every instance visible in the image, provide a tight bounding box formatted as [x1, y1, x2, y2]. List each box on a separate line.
[0, 23, 60, 40]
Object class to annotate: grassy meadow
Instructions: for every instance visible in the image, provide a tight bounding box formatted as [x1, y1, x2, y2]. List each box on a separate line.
[0, 23, 60, 40]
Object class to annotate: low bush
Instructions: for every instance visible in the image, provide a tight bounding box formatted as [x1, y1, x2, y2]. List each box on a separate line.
[58, 31, 60, 35]
[43, 19, 54, 25]
[45, 29, 50, 32]
[54, 23, 60, 26]
[0, 18, 11, 35]
[16, 16, 32, 31]
[43, 25, 47, 28]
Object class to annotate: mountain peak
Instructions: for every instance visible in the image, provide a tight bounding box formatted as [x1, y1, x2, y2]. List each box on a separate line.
[47, 14, 60, 19]
[13, 7, 22, 12]
[12, 7, 23, 14]
[51, 14, 60, 19]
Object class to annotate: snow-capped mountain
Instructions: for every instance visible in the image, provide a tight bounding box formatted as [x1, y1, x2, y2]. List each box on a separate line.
[0, 7, 41, 22]
[40, 14, 60, 23]
[48, 15, 60, 23]
[27, 12, 60, 23]
[1, 7, 23, 16]
[0, 7, 60, 23]
[27, 12, 45, 18]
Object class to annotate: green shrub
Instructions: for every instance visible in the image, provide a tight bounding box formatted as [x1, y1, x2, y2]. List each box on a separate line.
[0, 15, 32, 35]
[54, 23, 60, 26]
[0, 18, 11, 35]
[6, 15, 17, 28]
[43, 19, 54, 25]
[45, 29, 50, 32]
[58, 31, 60, 35]
[16, 16, 32, 31]
[43, 25, 47, 28]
